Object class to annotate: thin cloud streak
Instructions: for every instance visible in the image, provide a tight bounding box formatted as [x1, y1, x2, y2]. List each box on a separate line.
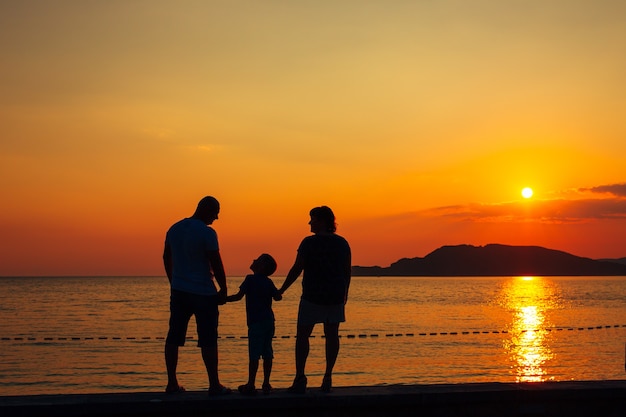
[583, 183, 626, 197]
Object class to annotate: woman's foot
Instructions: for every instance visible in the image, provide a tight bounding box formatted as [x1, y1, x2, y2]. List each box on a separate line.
[320, 375, 332, 393]
[262, 383, 274, 395]
[287, 375, 307, 394]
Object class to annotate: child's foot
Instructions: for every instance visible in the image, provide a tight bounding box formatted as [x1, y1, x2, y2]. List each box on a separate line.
[238, 383, 257, 396]
[165, 384, 186, 394]
[262, 383, 274, 395]
[208, 384, 232, 396]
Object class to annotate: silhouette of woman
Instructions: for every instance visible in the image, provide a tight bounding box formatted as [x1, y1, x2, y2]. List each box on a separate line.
[279, 206, 351, 393]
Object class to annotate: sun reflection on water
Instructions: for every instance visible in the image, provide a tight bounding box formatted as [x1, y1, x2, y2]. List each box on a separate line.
[501, 276, 557, 382]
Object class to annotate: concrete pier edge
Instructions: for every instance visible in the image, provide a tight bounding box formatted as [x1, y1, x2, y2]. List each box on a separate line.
[2, 380, 625, 417]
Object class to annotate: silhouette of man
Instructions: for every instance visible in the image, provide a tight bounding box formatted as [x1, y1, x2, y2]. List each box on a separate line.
[162, 196, 231, 395]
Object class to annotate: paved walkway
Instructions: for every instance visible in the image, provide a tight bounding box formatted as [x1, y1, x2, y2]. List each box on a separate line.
[2, 380, 625, 417]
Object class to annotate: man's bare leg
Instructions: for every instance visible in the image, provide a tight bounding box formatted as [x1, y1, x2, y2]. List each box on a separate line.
[165, 343, 183, 391]
[201, 345, 220, 388]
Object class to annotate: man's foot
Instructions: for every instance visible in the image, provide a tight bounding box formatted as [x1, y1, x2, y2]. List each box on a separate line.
[238, 383, 257, 396]
[165, 385, 186, 394]
[262, 383, 274, 395]
[287, 375, 307, 394]
[208, 384, 232, 396]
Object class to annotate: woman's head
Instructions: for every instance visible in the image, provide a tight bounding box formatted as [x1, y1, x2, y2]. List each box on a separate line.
[309, 206, 337, 233]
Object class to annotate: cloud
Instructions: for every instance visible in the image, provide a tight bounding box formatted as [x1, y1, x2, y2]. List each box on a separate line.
[582, 183, 626, 197]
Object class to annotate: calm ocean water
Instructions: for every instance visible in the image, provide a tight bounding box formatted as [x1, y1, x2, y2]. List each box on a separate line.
[1, 276, 625, 396]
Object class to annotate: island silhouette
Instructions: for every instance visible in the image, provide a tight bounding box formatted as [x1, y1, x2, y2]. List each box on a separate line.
[352, 244, 626, 276]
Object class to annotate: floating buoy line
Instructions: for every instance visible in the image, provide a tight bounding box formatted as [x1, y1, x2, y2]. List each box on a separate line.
[2, 324, 624, 342]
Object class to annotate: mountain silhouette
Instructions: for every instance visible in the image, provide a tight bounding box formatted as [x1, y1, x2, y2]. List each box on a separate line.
[598, 257, 626, 266]
[352, 244, 626, 276]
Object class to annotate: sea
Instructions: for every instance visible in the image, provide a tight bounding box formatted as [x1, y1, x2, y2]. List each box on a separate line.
[1, 275, 625, 396]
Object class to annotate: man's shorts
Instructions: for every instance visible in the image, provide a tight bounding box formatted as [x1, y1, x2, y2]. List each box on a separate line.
[166, 289, 219, 348]
[247, 319, 275, 360]
[297, 298, 345, 326]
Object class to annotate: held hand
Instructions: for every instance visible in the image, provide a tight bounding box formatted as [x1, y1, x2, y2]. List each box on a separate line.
[217, 288, 228, 305]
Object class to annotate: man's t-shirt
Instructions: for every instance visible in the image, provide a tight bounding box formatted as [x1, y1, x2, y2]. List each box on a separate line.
[165, 217, 218, 296]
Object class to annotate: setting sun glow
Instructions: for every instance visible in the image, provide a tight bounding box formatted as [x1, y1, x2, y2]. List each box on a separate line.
[522, 187, 534, 199]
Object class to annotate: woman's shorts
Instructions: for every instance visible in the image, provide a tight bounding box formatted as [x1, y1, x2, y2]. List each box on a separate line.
[247, 319, 275, 360]
[297, 298, 345, 326]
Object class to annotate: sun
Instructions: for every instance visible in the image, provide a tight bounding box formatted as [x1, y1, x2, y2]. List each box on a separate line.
[521, 187, 534, 199]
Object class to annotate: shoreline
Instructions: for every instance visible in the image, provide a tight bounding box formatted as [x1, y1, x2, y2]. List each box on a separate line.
[2, 380, 625, 417]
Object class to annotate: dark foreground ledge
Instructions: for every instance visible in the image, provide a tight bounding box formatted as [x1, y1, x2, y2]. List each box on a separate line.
[2, 380, 625, 417]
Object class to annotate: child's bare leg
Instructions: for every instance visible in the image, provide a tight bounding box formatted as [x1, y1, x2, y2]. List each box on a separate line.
[262, 357, 273, 386]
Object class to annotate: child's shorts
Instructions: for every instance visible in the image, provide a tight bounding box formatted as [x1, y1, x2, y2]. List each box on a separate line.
[247, 319, 275, 360]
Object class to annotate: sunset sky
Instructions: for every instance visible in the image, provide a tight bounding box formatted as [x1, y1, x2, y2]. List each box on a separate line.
[2, 1, 626, 276]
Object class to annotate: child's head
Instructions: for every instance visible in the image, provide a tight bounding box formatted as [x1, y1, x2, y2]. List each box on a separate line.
[250, 253, 277, 276]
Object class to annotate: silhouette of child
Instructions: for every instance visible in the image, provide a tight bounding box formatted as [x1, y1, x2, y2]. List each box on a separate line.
[226, 254, 282, 395]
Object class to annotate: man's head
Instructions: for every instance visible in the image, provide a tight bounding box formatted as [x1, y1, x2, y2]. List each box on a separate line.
[193, 196, 220, 224]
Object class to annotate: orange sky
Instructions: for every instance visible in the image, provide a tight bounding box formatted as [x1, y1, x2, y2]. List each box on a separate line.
[2, 1, 626, 276]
